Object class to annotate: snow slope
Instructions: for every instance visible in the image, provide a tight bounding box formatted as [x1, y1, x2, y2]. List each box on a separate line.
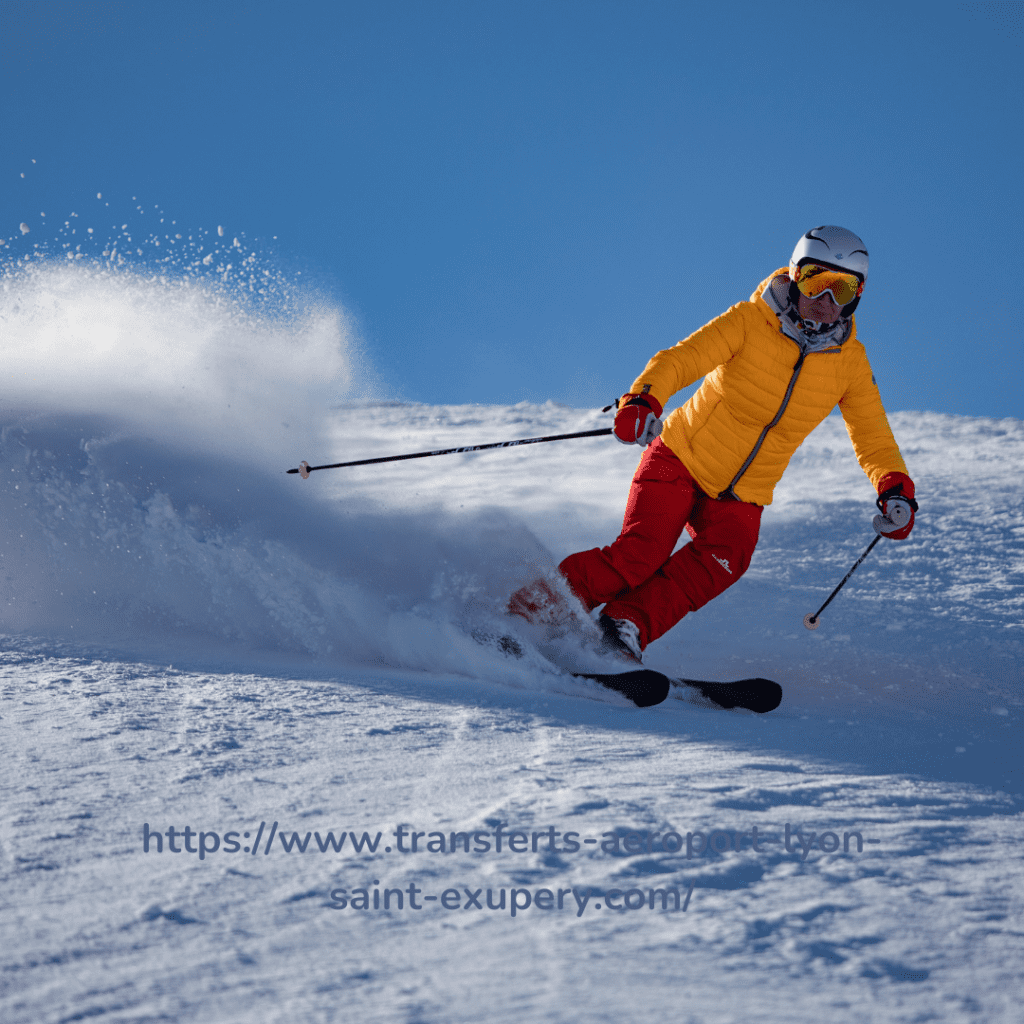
[1, 263, 1022, 1023]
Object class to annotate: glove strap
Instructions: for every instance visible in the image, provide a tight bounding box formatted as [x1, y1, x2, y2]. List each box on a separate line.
[876, 484, 919, 514]
[621, 396, 655, 412]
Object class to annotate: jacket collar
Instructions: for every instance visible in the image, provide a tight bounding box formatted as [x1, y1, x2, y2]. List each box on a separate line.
[758, 270, 852, 352]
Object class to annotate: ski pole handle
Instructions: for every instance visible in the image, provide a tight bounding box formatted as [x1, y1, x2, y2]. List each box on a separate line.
[287, 427, 613, 477]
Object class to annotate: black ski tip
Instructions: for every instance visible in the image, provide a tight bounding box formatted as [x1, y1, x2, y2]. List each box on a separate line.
[678, 677, 782, 714]
[574, 669, 671, 708]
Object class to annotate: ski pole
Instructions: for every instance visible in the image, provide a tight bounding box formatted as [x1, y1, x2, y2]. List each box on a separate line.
[287, 427, 613, 478]
[803, 534, 881, 630]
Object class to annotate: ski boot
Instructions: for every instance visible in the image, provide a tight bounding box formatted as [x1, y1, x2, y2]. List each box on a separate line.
[597, 614, 643, 663]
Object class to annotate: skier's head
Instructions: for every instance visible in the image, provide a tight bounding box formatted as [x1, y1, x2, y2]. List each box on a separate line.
[788, 226, 868, 320]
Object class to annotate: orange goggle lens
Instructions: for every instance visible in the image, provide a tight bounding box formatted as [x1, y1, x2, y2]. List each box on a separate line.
[794, 263, 863, 306]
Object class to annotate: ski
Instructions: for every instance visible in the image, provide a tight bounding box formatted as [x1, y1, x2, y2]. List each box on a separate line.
[572, 670, 671, 708]
[471, 630, 782, 713]
[575, 672, 782, 712]
[671, 676, 782, 714]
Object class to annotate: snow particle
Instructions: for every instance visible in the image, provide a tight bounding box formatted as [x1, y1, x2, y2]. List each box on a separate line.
[19, 223, 30, 234]
[97, 192, 102, 199]
[217, 225, 224, 236]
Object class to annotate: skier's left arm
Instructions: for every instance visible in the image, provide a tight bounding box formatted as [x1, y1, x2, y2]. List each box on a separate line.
[838, 359, 918, 540]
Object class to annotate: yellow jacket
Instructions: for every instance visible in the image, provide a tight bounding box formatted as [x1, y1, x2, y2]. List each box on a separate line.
[629, 269, 908, 506]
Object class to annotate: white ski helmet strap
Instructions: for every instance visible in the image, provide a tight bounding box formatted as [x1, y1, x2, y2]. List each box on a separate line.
[788, 225, 868, 317]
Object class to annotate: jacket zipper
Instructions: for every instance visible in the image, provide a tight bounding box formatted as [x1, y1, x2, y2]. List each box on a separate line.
[717, 345, 839, 500]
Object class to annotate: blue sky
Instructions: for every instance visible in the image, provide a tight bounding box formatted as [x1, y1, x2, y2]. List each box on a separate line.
[2, 1, 1022, 419]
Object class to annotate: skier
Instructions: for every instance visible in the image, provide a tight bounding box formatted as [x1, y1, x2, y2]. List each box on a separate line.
[510, 226, 918, 661]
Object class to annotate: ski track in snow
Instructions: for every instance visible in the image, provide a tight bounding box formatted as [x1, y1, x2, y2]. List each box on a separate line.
[1, 263, 1022, 1023]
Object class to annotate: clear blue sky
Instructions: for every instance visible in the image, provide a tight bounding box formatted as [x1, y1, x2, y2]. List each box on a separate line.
[3, 1, 1022, 419]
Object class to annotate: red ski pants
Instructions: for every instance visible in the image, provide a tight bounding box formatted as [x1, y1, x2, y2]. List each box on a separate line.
[558, 439, 762, 649]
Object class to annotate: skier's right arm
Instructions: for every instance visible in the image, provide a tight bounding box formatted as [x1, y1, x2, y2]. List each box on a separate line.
[625, 303, 748, 412]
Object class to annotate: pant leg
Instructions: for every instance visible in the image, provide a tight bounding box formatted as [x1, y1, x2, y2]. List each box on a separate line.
[602, 490, 763, 647]
[558, 439, 697, 611]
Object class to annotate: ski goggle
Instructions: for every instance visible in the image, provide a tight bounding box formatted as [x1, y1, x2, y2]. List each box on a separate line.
[793, 263, 864, 306]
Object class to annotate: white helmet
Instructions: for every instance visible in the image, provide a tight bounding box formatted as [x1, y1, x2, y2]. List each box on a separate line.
[789, 225, 868, 282]
[788, 225, 868, 317]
